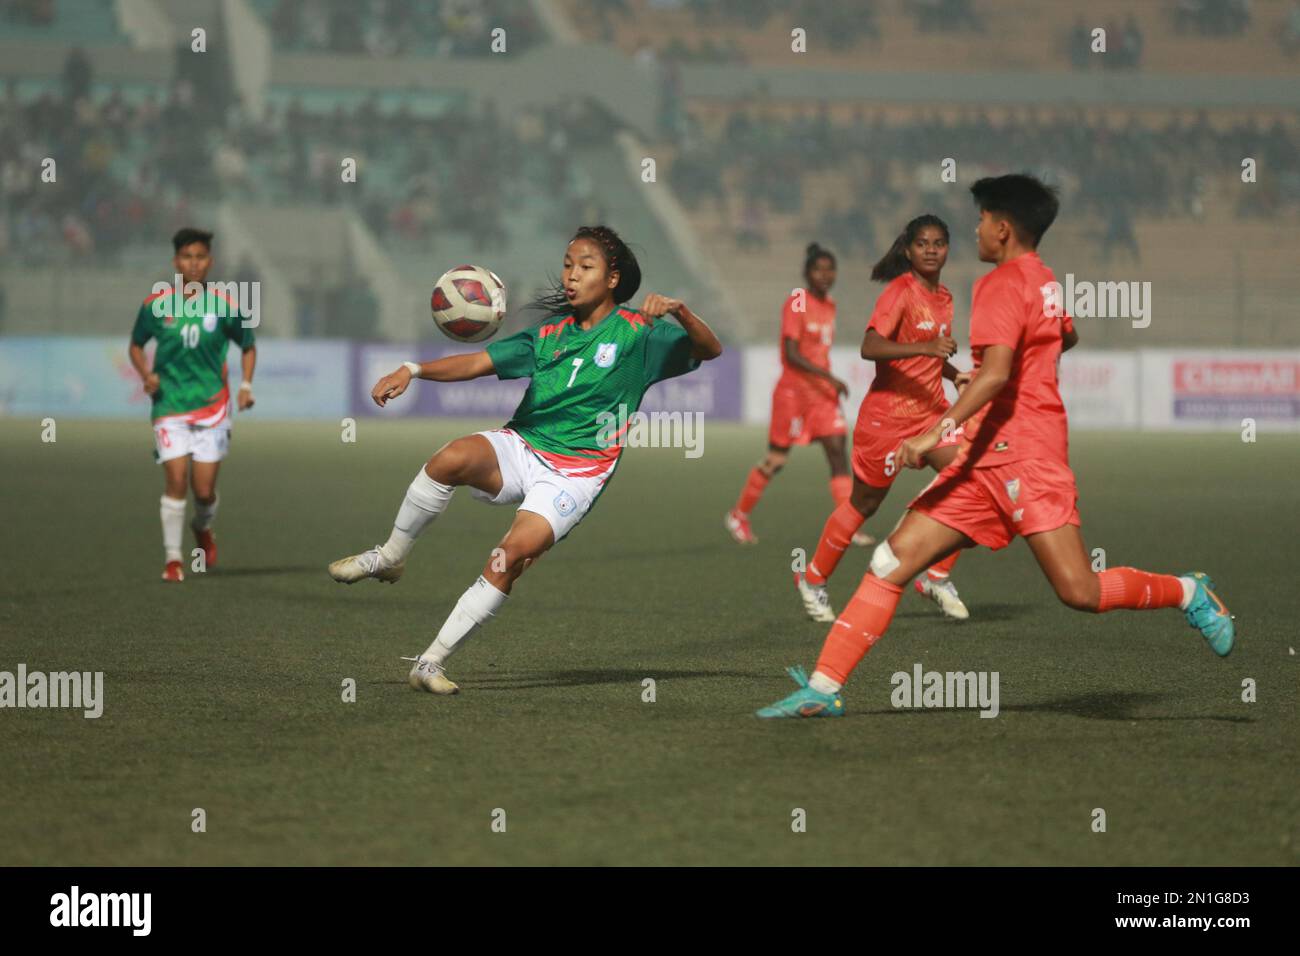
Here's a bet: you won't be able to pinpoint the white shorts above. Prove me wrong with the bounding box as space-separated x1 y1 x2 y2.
153 420 231 464
469 429 608 542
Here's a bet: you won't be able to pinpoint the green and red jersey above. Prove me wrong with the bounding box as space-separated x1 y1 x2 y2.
485 306 700 477
130 287 255 425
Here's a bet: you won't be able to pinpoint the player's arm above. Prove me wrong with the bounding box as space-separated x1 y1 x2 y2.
371 352 495 407
1062 325 1079 353
128 341 159 396
898 344 1014 468
642 294 722 361
782 336 846 395
237 345 257 409
860 328 956 362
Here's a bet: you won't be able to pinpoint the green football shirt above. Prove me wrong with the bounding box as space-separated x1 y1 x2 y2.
130 287 256 423
485 306 701 476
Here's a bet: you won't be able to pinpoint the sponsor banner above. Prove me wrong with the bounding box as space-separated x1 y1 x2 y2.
353 341 743 421
1141 351 1300 431
640 345 742 420
0 337 349 421
1058 351 1138 429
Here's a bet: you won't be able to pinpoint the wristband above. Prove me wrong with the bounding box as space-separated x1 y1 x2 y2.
238 382 253 392
402 361 421 378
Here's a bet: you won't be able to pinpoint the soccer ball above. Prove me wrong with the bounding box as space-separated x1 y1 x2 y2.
431 265 507 342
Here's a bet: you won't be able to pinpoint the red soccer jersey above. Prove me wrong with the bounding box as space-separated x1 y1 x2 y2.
861 272 953 423
964 251 1072 468
777 289 837 400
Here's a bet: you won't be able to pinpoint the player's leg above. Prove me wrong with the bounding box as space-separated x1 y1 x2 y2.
328 433 502 583
189 457 220 569
817 431 852 508
726 443 787 545
1024 523 1234 655
760 510 972 717
912 442 970 619
796 476 889 622
406 510 556 696
407 447 593 695
154 418 192 581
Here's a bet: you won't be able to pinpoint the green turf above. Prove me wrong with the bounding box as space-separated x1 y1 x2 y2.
0 419 1296 865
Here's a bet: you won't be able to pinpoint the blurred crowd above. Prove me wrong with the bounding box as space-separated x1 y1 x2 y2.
262 0 541 56
667 103 1300 261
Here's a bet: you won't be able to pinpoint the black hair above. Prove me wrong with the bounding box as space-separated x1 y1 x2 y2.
528 225 643 318
172 227 213 252
802 242 836 283
969 173 1059 247
870 214 950 282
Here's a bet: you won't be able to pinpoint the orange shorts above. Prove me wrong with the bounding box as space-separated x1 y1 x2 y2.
769 384 846 448
909 457 1081 551
852 411 964 489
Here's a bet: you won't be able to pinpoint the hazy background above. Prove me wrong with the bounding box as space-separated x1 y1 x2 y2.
1 0 1296 350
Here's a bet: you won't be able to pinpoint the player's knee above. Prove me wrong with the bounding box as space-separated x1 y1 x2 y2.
762 454 787 476
1056 575 1100 612
870 539 902 579
427 446 469 485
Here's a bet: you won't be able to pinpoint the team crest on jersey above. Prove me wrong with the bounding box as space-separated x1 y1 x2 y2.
553 490 577 516
917 320 935 331
594 343 618 368
202 312 218 333
1005 478 1021 503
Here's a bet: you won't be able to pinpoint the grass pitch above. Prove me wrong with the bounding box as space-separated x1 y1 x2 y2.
1 419 1296 865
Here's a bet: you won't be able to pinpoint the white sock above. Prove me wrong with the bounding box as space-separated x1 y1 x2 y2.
1178 576 1196 610
192 493 219 532
160 495 187 562
378 467 454 567
809 670 841 695
422 576 508 666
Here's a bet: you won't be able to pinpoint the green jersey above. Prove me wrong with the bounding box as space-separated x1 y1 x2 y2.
485 306 700 477
130 287 255 424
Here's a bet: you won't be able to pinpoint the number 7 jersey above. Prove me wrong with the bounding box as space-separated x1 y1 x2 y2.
484 307 701 478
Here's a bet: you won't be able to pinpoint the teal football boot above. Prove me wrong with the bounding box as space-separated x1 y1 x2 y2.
756 665 845 719
1183 572 1234 657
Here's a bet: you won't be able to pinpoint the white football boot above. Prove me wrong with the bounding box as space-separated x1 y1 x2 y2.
328 546 404 584
403 657 459 695
794 571 837 623
914 577 970 620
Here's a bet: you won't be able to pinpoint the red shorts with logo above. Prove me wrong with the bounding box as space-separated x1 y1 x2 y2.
769 383 846 448
909 457 1080 551
852 410 964 489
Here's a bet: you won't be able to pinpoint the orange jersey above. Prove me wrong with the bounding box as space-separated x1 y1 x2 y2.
777 289 837 401
964 251 1072 468
861 273 953 423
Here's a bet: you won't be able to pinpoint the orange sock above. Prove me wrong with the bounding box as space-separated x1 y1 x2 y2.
829 474 852 505
735 467 769 516
1096 567 1185 612
926 551 959 580
813 574 902 687
806 501 865 586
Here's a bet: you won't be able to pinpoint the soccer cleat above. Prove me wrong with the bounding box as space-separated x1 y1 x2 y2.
402 656 459 695
328 546 404 584
193 526 217 568
851 529 876 547
756 665 845 719
1182 572 1234 656
161 560 184 582
915 576 970 620
724 508 758 545
794 571 836 623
